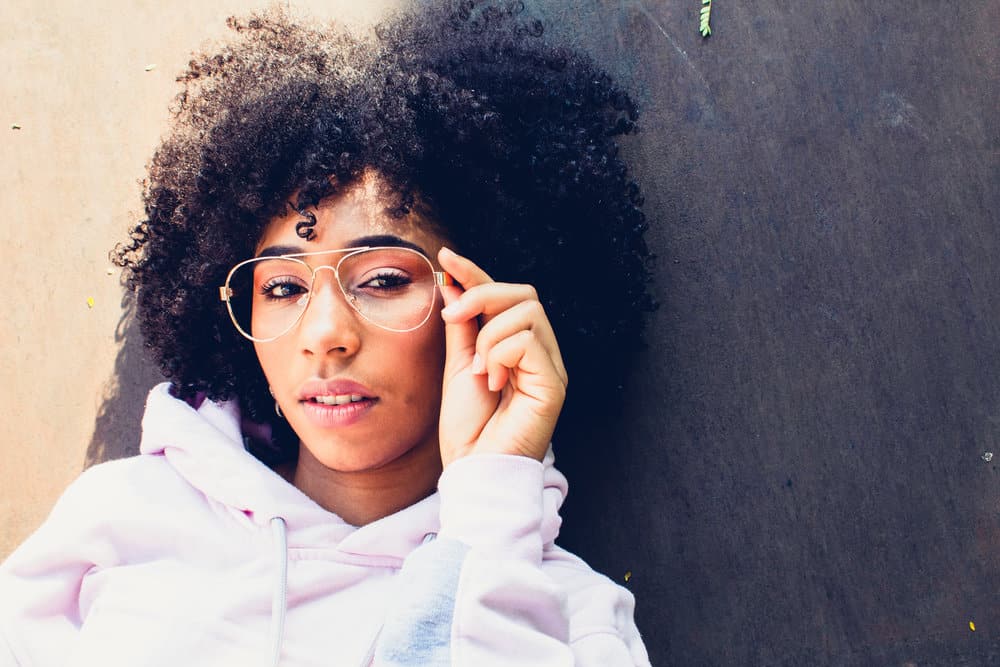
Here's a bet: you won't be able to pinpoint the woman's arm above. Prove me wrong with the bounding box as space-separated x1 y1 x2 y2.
375 249 649 666
376 453 649 666
0 467 108 666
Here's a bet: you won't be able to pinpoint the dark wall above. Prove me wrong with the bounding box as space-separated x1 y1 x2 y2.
532 1 1000 665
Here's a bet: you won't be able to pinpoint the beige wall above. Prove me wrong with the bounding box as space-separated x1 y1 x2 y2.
0 0 402 560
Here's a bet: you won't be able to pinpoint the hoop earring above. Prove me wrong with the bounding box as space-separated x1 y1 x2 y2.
268 386 283 419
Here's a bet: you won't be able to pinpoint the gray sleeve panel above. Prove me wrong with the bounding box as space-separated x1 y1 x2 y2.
374 537 470 667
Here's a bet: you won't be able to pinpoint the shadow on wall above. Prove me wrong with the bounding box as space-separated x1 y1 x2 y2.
85 288 164 468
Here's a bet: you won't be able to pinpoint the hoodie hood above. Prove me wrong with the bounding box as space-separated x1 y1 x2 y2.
138 383 568 559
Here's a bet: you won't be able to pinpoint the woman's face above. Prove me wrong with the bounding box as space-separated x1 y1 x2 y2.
253 175 448 474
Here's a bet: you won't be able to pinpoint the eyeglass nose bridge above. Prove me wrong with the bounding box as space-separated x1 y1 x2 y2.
308 263 342 287
302 263 361 312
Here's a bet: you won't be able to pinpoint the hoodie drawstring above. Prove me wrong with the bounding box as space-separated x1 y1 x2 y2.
265 516 385 667
269 517 289 667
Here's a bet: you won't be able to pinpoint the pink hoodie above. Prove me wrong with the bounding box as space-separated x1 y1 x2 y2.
0 383 650 666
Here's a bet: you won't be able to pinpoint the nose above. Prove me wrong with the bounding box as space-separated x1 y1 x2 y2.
295 267 362 357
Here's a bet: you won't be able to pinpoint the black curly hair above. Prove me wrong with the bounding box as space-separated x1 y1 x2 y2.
114 1 654 464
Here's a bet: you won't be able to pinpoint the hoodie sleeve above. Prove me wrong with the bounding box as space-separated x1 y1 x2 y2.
0 466 111 666
375 454 651 667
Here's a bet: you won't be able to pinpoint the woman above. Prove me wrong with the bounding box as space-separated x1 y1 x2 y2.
0 3 654 665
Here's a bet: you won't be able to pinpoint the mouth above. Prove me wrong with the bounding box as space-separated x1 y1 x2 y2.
299 393 378 428
296 379 378 427
298 378 377 403
308 394 371 406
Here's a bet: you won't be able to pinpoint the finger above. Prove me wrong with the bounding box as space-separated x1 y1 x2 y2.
438 247 494 290
440 282 538 324
474 300 567 385
483 329 567 403
439 282 478 381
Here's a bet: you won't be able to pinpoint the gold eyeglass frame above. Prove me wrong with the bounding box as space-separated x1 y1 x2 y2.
219 245 453 343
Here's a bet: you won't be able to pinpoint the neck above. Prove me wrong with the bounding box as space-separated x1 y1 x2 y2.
291 439 443 526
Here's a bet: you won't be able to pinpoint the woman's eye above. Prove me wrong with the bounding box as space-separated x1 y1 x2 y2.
260 280 307 300
360 271 411 291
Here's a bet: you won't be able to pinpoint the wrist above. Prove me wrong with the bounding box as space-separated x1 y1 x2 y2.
437 454 546 563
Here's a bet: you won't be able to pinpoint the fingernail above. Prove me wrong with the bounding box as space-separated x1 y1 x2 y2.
471 353 485 374
441 302 460 318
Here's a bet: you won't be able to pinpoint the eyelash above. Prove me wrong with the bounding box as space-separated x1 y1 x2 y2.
359 270 411 290
259 278 306 300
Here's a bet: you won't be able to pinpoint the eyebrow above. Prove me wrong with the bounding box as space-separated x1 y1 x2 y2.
256 235 429 259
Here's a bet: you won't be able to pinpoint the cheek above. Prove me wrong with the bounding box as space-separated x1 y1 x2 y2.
394 318 447 409
253 340 293 389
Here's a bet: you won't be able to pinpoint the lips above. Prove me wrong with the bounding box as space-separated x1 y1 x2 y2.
297 379 378 428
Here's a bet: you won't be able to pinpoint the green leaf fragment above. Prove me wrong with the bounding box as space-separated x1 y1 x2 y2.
700 0 712 37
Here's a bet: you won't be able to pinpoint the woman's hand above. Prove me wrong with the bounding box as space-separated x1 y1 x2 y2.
436 247 568 467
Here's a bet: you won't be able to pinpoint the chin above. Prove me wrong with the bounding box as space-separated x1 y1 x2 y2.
303 439 423 474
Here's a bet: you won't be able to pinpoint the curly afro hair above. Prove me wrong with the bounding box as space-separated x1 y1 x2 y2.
115 1 654 464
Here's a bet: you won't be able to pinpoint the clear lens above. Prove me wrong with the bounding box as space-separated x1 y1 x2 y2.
225 247 438 341
337 248 438 331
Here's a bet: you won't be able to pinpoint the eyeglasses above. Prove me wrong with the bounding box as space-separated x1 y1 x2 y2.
219 246 452 342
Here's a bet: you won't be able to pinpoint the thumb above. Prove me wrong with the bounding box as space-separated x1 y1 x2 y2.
439 283 478 380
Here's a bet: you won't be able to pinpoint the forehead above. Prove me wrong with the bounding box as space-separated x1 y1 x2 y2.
256 176 446 253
